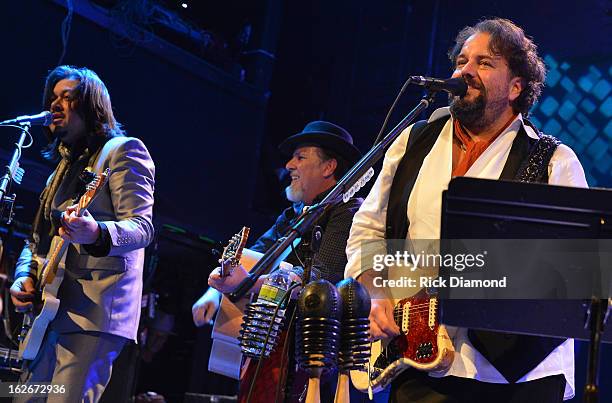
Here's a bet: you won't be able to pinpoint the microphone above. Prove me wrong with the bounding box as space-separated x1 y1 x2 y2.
296 279 342 403
334 278 371 403
409 76 467 97
0 111 53 126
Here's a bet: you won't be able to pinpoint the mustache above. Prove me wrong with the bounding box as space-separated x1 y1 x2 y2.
464 77 483 90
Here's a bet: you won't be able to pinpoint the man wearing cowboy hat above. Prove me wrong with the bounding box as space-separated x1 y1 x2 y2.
192 121 363 401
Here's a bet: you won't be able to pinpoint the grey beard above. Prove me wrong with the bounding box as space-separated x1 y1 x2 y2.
285 184 304 203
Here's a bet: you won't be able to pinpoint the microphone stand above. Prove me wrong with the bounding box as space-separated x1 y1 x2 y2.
0 123 29 223
229 92 437 302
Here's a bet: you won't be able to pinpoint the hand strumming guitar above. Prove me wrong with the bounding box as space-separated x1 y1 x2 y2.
368 298 401 341
10 276 35 312
358 268 400 341
192 288 221 327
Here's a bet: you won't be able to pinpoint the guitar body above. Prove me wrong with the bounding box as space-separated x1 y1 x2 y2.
19 236 67 360
208 292 250 380
208 247 293 380
350 289 454 393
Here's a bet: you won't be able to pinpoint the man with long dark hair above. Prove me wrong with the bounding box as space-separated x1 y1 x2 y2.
346 18 586 402
10 66 155 402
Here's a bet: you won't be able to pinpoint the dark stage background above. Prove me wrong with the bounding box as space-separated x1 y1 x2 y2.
0 0 610 402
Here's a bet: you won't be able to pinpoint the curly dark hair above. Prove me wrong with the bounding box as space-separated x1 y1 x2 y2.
448 18 546 117
41 65 124 161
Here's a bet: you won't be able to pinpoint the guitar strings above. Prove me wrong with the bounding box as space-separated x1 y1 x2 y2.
393 309 436 319
394 301 433 309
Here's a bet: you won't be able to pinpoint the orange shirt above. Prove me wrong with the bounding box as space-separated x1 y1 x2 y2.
452 114 518 177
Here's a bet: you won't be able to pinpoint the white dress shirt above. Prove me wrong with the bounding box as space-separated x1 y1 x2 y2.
345 107 588 400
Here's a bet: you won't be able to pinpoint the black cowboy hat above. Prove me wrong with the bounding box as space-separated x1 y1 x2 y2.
278 121 362 165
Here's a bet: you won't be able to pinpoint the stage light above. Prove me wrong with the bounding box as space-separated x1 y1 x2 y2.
181 2 188 8
532 54 612 187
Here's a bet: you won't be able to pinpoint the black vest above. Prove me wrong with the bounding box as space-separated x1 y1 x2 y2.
384 114 564 383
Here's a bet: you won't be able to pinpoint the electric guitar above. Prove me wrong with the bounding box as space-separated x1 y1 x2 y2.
18 168 110 360
350 288 454 394
208 227 293 380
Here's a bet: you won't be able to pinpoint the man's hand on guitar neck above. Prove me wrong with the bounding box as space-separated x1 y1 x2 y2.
10 276 35 312
59 204 100 244
208 260 291 297
208 260 251 294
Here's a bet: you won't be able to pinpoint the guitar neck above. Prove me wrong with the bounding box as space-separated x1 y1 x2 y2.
38 237 70 290
75 199 90 218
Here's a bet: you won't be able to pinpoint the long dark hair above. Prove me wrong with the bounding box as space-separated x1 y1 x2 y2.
41 65 125 161
448 18 546 117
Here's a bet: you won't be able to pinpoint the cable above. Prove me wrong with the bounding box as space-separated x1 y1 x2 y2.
372 76 414 146
57 0 74 66
0 124 33 149
108 0 157 55
2 279 18 349
274 305 297 403
290 242 305 268
289 202 328 270
246 282 301 403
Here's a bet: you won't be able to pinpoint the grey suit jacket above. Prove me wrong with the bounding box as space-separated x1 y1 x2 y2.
15 136 155 340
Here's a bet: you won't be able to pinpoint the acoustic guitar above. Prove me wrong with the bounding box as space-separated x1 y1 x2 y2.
208 227 293 379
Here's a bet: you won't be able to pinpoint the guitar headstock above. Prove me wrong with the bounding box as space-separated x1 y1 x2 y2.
76 168 111 217
220 226 250 277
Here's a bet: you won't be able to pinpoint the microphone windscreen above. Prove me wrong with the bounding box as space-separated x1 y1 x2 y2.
336 278 371 319
336 278 371 372
297 279 342 320
41 111 53 126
